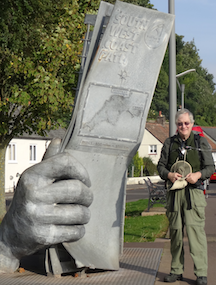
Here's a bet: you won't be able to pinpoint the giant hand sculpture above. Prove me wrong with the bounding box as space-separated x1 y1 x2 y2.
0 139 92 273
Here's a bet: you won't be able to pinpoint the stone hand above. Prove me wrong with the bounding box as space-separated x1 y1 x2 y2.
0 141 92 273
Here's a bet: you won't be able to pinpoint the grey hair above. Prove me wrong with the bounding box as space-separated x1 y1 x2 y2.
175 108 194 125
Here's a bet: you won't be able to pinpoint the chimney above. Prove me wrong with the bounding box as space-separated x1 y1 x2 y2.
157 111 166 125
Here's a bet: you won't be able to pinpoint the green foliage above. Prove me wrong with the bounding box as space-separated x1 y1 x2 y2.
150 66 169 118
150 31 216 125
195 115 210 127
124 215 168 242
126 199 149 216
106 0 153 8
126 199 165 216
128 153 158 178
0 0 102 142
124 199 169 242
0 0 101 218
128 152 144 177
143 157 158 176
147 109 157 120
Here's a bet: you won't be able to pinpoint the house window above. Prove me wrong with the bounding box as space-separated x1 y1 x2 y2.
149 145 157 155
30 145 37 162
8 143 17 162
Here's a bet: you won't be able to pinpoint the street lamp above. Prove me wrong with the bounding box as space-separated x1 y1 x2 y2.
169 0 176 136
176 69 196 109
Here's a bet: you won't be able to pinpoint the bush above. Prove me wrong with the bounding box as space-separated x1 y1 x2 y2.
143 157 158 176
128 152 144 177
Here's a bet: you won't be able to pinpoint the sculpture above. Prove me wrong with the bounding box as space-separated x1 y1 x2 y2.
0 1 174 275
0 138 93 273
59 0 174 273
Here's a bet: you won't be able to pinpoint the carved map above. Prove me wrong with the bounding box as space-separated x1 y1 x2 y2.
79 83 148 142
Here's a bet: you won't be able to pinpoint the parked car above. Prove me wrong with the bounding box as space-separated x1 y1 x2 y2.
210 171 216 182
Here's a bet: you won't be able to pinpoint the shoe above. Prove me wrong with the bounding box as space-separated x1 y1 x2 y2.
196 276 207 285
164 273 183 282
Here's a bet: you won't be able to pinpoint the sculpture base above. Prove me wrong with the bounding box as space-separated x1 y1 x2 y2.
0 248 163 285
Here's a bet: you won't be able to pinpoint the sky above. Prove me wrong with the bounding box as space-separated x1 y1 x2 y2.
150 0 216 84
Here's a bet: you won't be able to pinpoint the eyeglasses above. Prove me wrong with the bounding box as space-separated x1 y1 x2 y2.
177 122 191 127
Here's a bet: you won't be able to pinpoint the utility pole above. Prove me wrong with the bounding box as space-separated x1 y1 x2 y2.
169 0 177 136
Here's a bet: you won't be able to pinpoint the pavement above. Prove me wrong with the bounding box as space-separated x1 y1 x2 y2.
3 185 216 285
125 186 216 285
154 188 216 285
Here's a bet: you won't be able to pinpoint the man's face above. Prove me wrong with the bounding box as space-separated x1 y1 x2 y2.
177 113 193 140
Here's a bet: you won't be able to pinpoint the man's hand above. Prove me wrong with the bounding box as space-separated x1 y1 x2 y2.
186 172 202 184
168 172 182 183
0 139 93 273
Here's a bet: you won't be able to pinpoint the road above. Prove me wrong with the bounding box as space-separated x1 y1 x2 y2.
5 181 216 210
126 181 166 202
5 185 148 210
126 184 148 202
126 181 216 200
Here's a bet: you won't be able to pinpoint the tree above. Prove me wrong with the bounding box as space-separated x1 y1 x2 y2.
0 0 101 220
143 157 158 176
150 34 216 123
150 65 169 118
106 0 153 8
177 38 216 124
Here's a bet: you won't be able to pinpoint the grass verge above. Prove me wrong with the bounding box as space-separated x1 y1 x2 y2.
124 199 169 243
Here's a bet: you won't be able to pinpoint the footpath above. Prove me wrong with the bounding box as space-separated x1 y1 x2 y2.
124 184 216 285
3 185 216 285
125 184 216 285
157 187 216 285
159 187 216 285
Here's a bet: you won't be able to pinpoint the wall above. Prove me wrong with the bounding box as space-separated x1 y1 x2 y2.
5 138 51 192
138 129 163 164
127 175 163 185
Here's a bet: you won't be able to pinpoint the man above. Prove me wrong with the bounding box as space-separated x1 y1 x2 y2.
157 109 214 285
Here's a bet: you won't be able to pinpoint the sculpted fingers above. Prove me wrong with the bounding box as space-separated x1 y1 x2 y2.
42 138 62 160
42 152 91 187
2 145 93 260
33 225 86 245
31 180 93 207
26 203 91 225
21 152 91 188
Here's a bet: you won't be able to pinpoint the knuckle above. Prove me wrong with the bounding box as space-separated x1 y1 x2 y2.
79 207 91 225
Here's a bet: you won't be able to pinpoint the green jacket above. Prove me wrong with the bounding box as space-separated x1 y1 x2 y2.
157 132 215 182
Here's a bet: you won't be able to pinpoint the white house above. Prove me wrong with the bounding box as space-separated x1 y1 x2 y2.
5 121 216 192
138 119 169 165
5 129 65 192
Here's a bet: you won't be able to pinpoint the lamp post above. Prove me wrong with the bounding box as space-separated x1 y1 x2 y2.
169 0 176 137
176 69 196 109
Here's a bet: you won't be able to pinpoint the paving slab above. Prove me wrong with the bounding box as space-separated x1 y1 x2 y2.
0 248 162 285
155 193 216 285
141 207 166 216
3 186 216 285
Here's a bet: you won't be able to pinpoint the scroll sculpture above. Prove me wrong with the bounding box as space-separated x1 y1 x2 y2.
0 0 174 275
